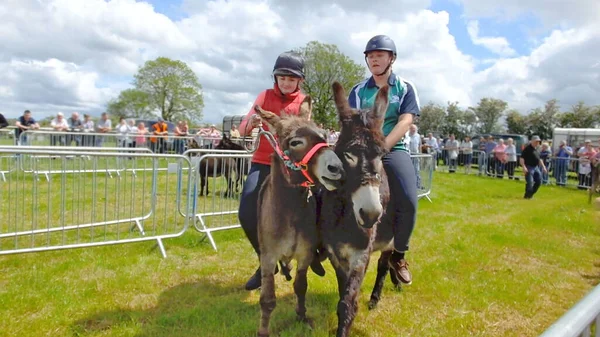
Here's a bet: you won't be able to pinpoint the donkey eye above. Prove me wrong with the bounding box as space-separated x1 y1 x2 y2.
344 152 358 167
290 140 304 147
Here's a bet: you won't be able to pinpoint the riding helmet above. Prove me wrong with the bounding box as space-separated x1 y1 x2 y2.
364 35 397 56
272 51 305 79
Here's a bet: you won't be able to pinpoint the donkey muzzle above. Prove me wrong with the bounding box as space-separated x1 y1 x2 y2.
351 185 383 228
316 150 344 191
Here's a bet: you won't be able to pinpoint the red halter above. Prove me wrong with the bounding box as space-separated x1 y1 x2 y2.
274 142 330 188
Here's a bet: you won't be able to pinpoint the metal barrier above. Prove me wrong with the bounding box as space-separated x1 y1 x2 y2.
412 153 434 202
183 149 252 251
18 130 255 154
539 283 600 337
0 148 193 257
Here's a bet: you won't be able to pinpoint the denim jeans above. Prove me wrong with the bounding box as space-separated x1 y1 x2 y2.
525 165 542 197
238 163 271 255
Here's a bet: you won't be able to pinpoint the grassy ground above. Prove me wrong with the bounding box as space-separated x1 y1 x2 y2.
0 172 599 337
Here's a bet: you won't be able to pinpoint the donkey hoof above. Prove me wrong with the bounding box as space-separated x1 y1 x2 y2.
257 331 269 337
368 300 378 310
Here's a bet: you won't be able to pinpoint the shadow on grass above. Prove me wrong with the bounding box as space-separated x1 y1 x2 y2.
71 278 373 337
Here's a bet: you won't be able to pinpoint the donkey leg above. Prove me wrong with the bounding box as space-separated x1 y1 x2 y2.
199 176 206 196
258 258 278 337
368 251 392 310
336 266 367 337
294 266 314 328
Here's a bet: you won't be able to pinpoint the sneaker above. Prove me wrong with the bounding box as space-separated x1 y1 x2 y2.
388 258 412 285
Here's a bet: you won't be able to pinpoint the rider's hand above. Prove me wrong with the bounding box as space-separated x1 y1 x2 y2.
251 114 262 128
522 167 528 175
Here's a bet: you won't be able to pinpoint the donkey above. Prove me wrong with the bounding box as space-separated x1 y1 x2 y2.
254 97 344 337
318 82 400 337
188 134 248 197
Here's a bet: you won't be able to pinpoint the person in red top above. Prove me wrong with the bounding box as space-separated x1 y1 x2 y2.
238 51 318 290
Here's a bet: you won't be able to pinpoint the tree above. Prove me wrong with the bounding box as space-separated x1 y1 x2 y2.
505 109 527 135
106 89 152 120
557 101 599 128
133 57 204 122
416 102 445 135
525 99 559 140
469 98 507 134
440 102 477 139
296 41 365 128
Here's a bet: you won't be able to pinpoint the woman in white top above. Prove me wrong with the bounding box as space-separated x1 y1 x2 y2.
116 117 131 148
460 136 473 174
505 138 518 180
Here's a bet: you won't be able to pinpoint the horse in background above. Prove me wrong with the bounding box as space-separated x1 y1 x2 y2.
187 133 249 198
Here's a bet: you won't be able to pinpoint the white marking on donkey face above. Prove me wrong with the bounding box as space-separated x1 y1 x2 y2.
351 185 383 227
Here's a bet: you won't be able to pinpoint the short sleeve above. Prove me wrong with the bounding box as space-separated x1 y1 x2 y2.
399 82 420 116
348 84 360 109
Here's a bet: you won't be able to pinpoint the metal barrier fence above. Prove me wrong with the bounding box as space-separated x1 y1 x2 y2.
183 149 252 251
18 130 254 154
0 148 194 257
539 283 600 337
412 153 434 202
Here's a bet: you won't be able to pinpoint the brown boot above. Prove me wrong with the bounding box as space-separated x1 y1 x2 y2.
388 258 412 285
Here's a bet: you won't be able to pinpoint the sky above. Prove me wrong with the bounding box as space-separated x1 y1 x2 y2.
0 0 598 124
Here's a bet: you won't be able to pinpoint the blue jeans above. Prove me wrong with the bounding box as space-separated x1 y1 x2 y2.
383 150 418 252
525 166 542 197
238 163 271 255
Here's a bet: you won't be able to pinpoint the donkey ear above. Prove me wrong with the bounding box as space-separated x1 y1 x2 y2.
332 81 352 121
254 105 281 129
298 95 312 120
372 85 389 121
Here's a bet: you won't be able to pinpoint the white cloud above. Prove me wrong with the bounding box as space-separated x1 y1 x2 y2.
0 0 598 125
467 20 516 56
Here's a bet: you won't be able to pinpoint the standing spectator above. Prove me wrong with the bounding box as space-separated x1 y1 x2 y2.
230 124 241 138
553 140 573 186
520 136 547 199
15 110 40 145
95 112 112 147
67 112 83 146
493 139 507 178
424 133 438 169
505 138 518 180
126 119 138 148
461 136 473 174
0 113 8 129
446 134 459 173
116 117 131 148
477 137 487 176
151 117 169 153
485 136 497 176
539 142 552 184
174 121 188 154
50 112 69 146
577 140 597 189
408 124 421 187
207 125 222 148
136 122 149 148
82 114 95 147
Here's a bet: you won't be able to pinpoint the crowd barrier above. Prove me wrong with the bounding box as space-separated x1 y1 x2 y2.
0 148 194 257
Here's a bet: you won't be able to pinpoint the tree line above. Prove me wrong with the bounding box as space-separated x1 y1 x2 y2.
106 42 600 135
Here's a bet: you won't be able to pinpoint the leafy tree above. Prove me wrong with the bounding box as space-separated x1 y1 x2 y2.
441 101 477 139
505 109 527 135
133 57 204 122
416 102 445 135
106 89 152 120
296 41 365 129
557 101 599 128
469 98 507 134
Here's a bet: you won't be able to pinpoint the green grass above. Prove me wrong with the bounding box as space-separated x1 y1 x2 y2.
0 173 599 337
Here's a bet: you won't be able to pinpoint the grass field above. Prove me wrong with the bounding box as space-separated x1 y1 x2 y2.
0 172 599 337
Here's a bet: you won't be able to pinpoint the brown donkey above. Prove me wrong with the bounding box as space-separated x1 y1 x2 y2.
318 82 401 337
254 97 344 337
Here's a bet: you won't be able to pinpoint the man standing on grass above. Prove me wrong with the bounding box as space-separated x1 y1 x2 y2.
520 135 547 199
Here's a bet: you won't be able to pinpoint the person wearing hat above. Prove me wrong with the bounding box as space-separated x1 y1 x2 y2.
520 135 547 199
347 35 421 285
237 50 325 290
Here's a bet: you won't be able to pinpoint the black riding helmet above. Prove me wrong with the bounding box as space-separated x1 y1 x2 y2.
273 51 305 79
364 35 396 76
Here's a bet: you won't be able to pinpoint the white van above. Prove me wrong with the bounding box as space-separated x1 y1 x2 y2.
552 128 600 149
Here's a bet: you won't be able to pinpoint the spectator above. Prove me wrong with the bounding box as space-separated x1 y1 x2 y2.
136 122 149 148
15 110 40 145
424 133 438 169
82 114 95 147
446 134 459 173
485 136 497 176
67 112 83 146
50 112 69 146
553 140 572 186
127 119 138 148
230 124 241 138
539 142 552 184
174 121 188 154
505 138 518 180
461 136 473 174
95 112 112 147
408 124 421 187
493 139 507 179
577 140 597 189
520 135 547 199
151 117 169 153
0 113 7 129
477 137 487 176
116 117 131 148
